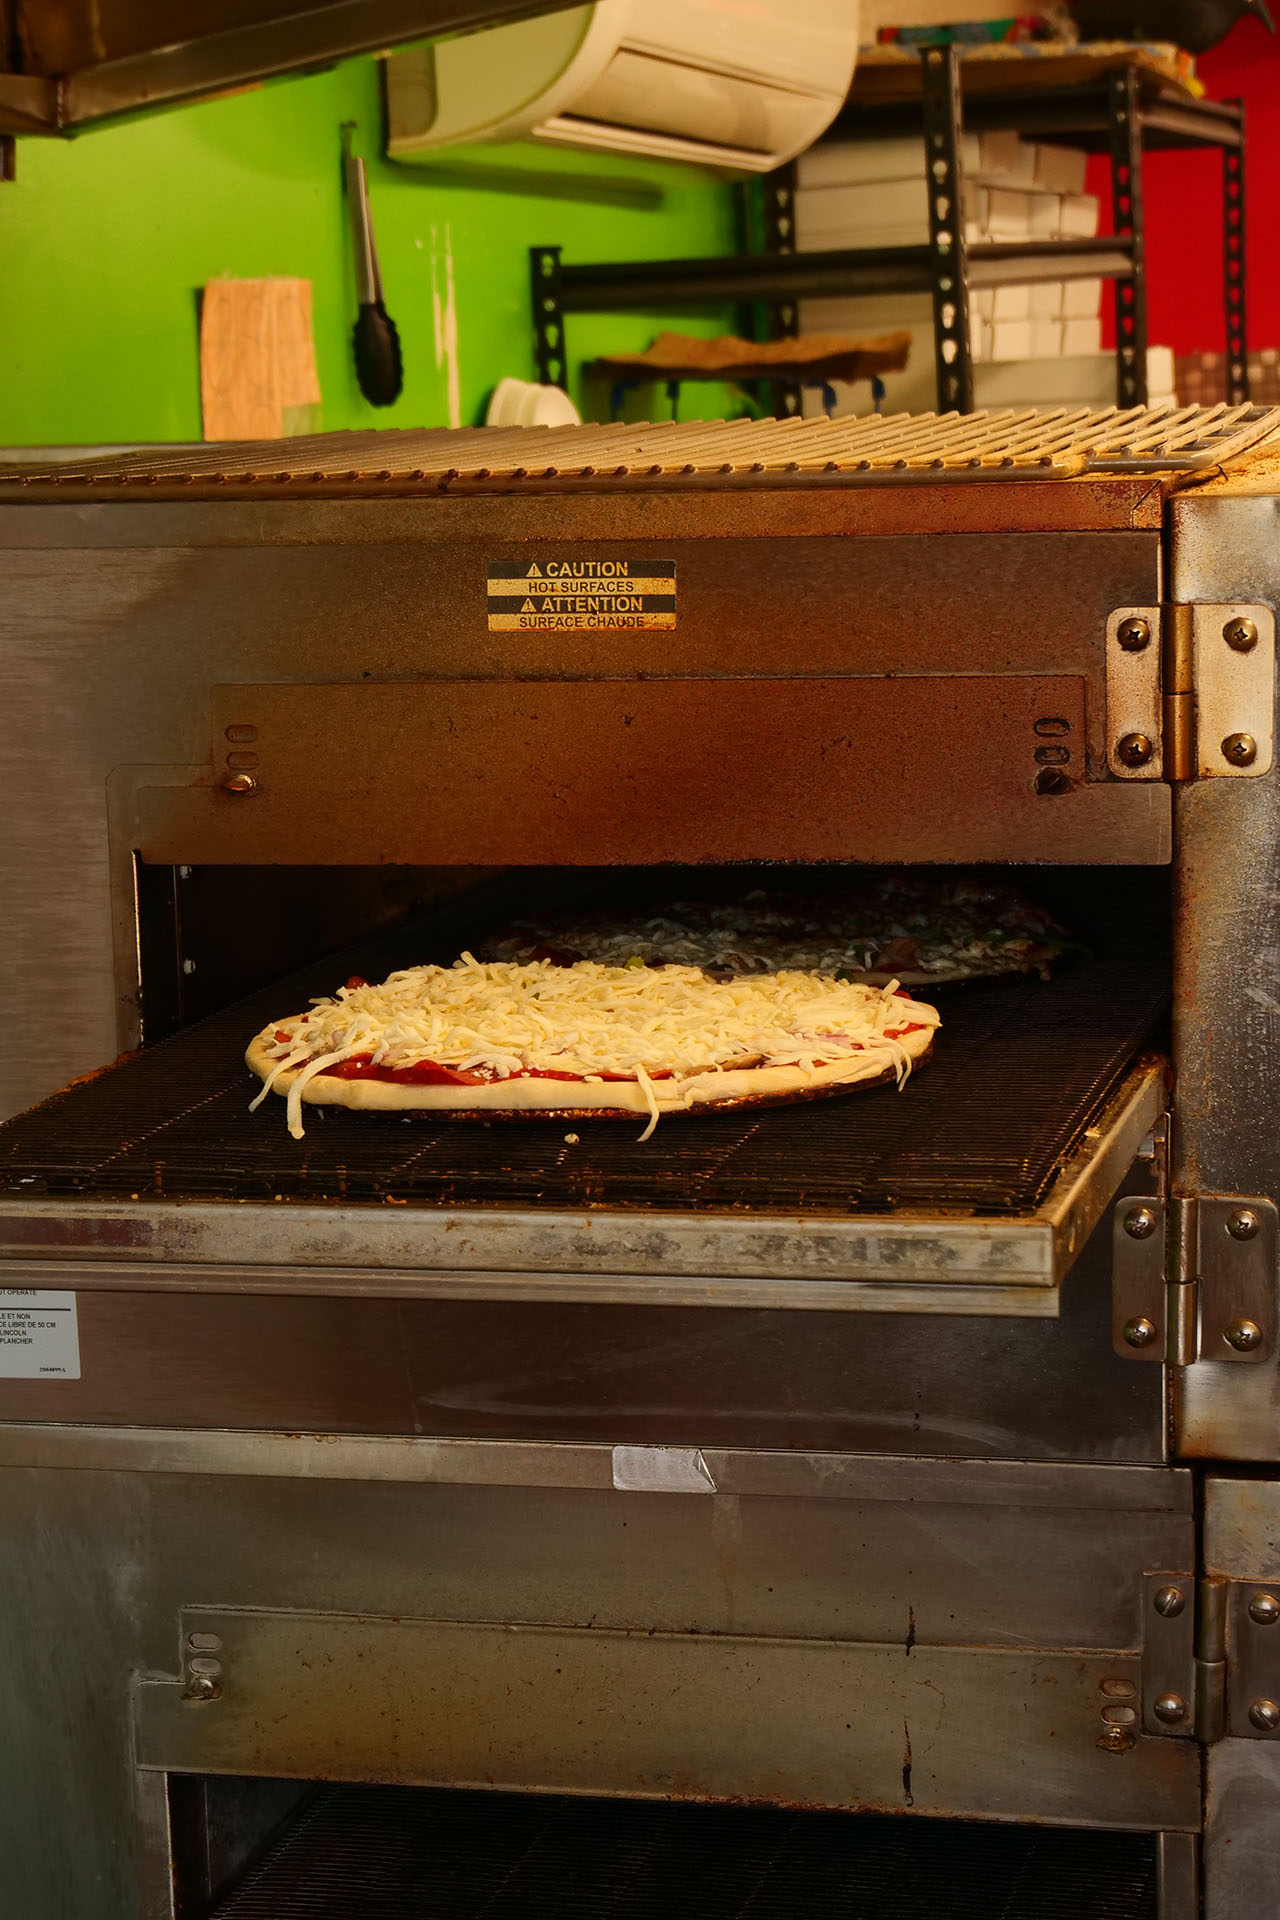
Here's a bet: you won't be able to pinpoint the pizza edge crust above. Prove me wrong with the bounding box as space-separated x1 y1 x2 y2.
245 1026 935 1119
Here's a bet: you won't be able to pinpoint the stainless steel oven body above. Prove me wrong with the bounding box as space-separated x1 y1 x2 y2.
2 415 1280 1917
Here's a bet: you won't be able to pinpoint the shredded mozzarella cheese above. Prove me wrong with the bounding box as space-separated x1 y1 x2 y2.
250 957 941 1138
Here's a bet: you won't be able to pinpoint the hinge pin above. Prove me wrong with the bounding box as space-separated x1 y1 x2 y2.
1248 1592 1280 1626
1224 616 1259 652
1249 1699 1280 1732
1154 1585 1187 1618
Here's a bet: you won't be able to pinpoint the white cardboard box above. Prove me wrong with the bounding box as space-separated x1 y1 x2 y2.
1033 143 1088 196
1062 276 1103 318
796 130 1030 191
1062 317 1104 355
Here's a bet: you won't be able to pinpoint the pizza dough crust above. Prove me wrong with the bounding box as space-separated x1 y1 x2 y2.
245 1025 935 1122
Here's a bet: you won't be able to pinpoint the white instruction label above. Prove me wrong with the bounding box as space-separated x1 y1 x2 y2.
0 1290 80 1379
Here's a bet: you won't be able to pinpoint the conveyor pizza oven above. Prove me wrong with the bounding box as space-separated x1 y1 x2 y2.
4 410 1280 1920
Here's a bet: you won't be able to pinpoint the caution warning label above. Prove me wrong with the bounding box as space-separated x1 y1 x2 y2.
487 557 676 631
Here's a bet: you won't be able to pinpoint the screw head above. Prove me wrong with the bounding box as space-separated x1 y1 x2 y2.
1153 1692 1188 1724
1249 1592 1280 1626
1223 732 1258 767
1228 1209 1260 1240
1097 1725 1136 1753
1125 1205 1158 1240
1117 616 1152 651
1154 1585 1186 1618
1250 1699 1280 1732
1124 1316 1158 1349
1117 732 1155 768
1225 1318 1264 1353
220 771 257 794
1225 616 1259 652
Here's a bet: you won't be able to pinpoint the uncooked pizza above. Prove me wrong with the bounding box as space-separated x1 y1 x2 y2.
247 955 940 1139
482 876 1071 987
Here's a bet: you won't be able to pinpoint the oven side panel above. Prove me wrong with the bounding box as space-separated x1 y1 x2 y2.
1171 491 1280 1462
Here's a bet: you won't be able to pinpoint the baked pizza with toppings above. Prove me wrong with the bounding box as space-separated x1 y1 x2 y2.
482 876 1072 987
247 955 940 1140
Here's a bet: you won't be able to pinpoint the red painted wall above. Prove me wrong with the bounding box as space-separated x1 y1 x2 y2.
1090 16 1280 352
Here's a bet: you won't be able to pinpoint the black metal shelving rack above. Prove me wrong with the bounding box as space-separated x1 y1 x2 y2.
531 47 1248 416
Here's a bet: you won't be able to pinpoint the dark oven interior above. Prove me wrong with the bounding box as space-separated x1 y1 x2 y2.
170 1773 1162 1920
3 860 1171 1217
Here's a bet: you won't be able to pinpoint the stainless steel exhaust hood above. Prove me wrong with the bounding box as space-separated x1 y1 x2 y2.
0 0 575 133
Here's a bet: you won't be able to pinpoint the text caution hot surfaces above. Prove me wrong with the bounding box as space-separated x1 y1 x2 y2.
487 558 676 631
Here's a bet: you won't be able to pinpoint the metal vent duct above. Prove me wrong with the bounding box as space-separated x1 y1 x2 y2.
0 0 577 133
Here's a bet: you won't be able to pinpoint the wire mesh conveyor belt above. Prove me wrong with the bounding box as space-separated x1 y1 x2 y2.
209 1784 1158 1920
2 403 1278 494
0 910 1167 1215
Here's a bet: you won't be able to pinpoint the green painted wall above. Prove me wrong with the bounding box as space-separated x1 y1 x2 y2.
0 55 740 445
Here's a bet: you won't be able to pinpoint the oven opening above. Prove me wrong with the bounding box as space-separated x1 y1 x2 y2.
106 858 1172 1218
169 1773 1161 1919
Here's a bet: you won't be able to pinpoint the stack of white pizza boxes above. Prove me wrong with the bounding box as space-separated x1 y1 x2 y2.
795 132 1175 412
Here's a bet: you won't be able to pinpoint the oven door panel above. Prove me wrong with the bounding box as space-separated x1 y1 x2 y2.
129 672 1173 867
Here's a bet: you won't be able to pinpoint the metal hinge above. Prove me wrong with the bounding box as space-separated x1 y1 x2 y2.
1112 1137 1277 1365
1107 603 1274 782
1143 1573 1280 1744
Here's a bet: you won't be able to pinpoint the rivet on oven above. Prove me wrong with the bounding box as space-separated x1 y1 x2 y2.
225 724 259 743
1117 733 1155 768
1225 1318 1263 1353
1100 1678 1138 1698
1101 1704 1137 1726
1033 717 1071 738
1153 1586 1185 1619
1124 1205 1157 1240
1034 745 1070 766
1153 1693 1188 1725
1228 1209 1260 1240
1116 617 1151 651
1123 1316 1158 1349
1224 616 1259 652
1248 1593 1280 1626
1223 732 1258 767
1097 1726 1135 1753
220 771 257 795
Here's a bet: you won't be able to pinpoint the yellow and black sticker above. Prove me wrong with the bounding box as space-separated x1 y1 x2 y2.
487 558 676 631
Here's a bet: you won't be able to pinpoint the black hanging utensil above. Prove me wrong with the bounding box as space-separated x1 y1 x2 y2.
344 148 403 407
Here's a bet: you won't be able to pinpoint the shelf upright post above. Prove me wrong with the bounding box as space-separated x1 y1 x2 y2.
761 161 803 418
1107 67 1149 409
1223 102 1249 406
530 246 568 392
921 44 974 414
